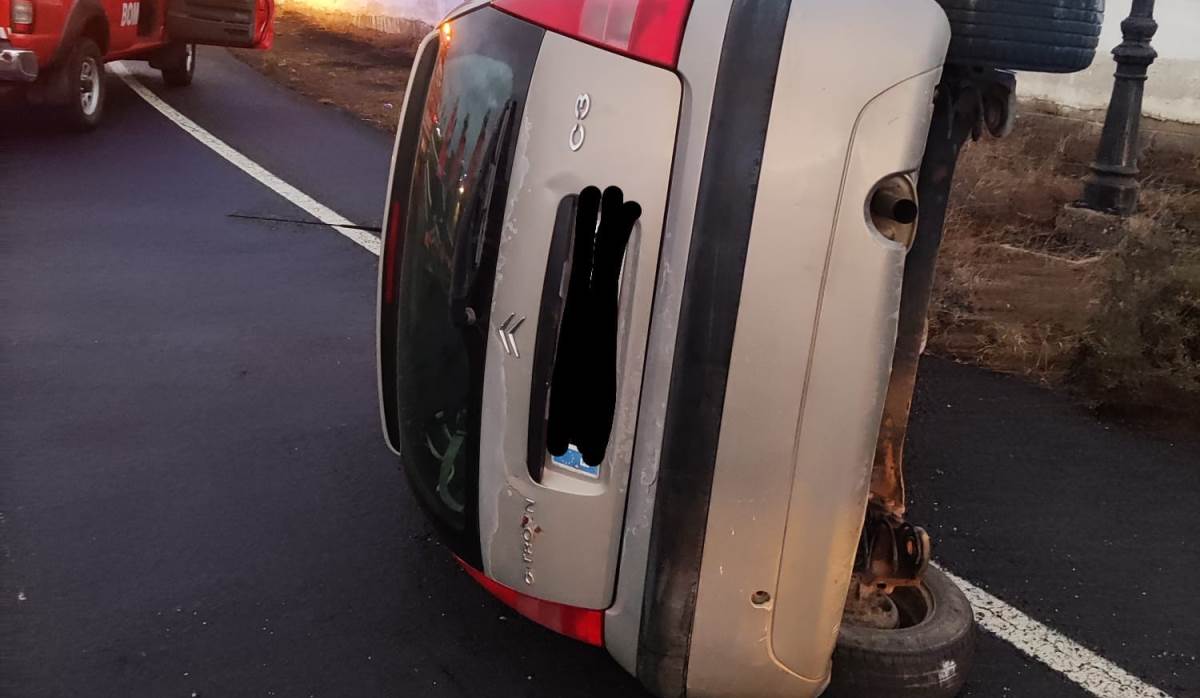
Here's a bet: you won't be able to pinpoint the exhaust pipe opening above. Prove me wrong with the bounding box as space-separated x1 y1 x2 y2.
868 175 920 247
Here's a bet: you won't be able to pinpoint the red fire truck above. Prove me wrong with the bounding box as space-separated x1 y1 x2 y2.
0 0 273 128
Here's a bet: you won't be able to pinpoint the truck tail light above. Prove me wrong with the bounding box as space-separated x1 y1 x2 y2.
492 0 693 69
12 0 34 32
455 557 605 646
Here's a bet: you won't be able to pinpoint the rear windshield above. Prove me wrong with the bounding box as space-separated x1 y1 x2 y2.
389 9 540 553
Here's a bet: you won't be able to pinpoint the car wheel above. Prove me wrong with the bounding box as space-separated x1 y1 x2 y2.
935 0 1105 73
826 567 976 698
61 38 105 131
161 43 196 88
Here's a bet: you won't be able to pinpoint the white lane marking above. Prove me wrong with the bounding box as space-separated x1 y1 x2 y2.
939 566 1174 698
113 57 1178 698
110 62 381 257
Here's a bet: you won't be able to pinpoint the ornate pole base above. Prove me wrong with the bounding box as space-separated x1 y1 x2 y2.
1081 0 1157 216
1083 166 1142 215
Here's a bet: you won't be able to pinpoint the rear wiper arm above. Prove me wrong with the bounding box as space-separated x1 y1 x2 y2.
449 100 518 325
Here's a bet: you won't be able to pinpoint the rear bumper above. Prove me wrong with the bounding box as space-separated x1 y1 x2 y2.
635 0 952 695
0 47 38 82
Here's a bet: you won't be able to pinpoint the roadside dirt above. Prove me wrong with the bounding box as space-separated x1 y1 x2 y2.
238 12 1200 425
232 6 426 130
934 107 1200 424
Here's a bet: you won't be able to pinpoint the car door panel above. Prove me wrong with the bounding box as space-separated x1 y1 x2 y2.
164 0 272 48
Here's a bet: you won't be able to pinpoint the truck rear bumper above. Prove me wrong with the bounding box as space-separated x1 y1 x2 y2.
0 48 38 82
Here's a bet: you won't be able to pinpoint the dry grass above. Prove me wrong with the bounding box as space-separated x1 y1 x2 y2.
932 106 1200 423
930 118 1100 382
1070 197 1200 422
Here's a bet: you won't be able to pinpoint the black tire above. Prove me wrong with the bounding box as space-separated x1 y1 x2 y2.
935 0 1104 73
60 38 105 131
161 43 196 88
827 567 976 698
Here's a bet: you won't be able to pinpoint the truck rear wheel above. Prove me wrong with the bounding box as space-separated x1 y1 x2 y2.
827 567 976 698
160 43 196 88
936 0 1105 73
60 38 105 131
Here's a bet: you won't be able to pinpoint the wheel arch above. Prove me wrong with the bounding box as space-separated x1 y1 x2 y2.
53 0 110 64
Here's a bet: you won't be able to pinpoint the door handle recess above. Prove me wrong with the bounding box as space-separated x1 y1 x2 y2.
529 186 641 481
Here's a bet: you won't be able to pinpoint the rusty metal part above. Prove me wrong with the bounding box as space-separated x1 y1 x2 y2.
842 583 900 630
869 67 1015 518
854 512 931 590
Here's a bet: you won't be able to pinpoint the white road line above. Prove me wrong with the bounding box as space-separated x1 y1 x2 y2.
110 62 382 257
938 566 1174 698
115 57 1178 698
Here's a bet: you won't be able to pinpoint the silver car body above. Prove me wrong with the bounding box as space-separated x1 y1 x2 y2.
380 0 950 694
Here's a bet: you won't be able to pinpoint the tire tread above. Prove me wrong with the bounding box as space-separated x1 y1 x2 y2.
60 38 104 131
934 0 1105 73
826 568 976 698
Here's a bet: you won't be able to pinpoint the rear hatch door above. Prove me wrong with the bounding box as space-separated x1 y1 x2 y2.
379 6 681 610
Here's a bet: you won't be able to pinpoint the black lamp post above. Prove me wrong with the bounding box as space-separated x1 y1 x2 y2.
1081 0 1158 215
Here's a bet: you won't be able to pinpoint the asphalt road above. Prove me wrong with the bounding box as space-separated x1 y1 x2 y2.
2 48 1197 698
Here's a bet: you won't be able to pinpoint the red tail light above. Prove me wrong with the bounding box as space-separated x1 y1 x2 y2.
382 201 402 305
455 557 605 646
492 0 694 69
